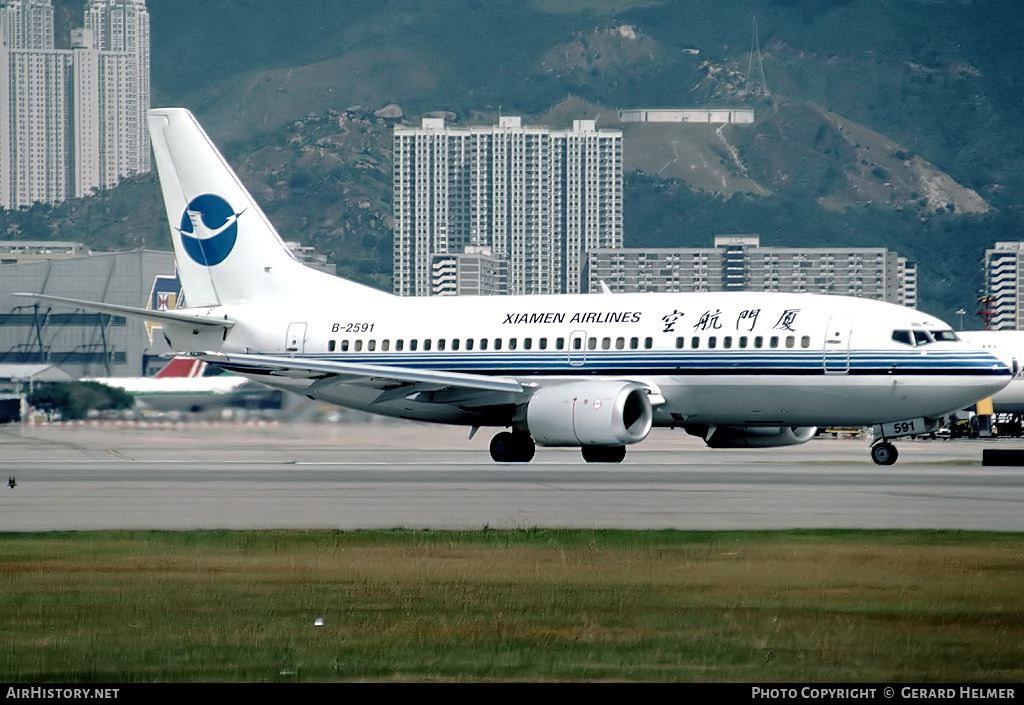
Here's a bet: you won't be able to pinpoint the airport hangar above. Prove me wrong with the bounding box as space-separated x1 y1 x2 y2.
0 245 178 381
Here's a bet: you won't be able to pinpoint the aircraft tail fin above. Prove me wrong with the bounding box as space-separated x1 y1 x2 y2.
147 108 388 307
155 357 208 379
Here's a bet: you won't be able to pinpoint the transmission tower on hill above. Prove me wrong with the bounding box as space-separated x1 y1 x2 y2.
746 16 769 97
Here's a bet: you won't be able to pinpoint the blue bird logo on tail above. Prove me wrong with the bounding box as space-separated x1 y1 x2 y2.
178 194 244 266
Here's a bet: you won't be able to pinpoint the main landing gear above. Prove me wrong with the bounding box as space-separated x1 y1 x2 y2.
488 431 627 463
489 431 535 463
870 441 898 466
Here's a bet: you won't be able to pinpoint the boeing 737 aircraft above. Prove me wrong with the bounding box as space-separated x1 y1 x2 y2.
15 109 1013 464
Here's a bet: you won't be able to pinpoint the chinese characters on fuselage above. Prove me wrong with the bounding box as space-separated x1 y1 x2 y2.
501 307 801 335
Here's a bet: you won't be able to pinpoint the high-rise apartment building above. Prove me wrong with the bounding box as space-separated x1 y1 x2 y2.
0 0 53 50
393 116 622 296
84 0 150 179
984 242 1024 330
588 236 915 306
0 0 149 209
430 246 508 296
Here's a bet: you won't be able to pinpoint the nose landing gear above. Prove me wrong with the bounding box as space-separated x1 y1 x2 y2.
870 441 898 466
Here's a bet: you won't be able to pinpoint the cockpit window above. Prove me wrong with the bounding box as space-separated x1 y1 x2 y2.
893 329 956 346
892 330 914 346
913 330 934 346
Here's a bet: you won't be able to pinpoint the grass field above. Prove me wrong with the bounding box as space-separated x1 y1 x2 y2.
2 529 1022 682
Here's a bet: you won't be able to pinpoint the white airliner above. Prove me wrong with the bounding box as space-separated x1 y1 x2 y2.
14 108 1012 465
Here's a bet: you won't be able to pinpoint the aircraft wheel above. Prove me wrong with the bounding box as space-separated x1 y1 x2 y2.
514 433 536 462
581 445 626 463
490 432 535 463
870 442 898 466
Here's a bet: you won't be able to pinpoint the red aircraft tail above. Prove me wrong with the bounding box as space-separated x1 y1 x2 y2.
155 357 208 379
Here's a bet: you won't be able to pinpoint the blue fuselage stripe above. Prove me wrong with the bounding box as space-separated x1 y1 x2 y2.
221 349 1009 378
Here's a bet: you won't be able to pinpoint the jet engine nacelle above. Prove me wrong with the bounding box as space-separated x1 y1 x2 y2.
699 425 818 449
524 381 654 447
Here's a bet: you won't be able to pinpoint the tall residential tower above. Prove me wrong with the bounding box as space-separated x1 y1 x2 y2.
393 116 623 296
0 0 149 209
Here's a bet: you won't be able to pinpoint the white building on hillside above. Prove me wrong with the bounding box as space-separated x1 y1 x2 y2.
588 235 915 306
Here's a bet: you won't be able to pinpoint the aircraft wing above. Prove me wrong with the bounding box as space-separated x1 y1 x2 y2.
11 293 234 331
192 351 525 395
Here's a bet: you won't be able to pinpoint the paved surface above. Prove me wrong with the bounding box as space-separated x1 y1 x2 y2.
2 422 1023 532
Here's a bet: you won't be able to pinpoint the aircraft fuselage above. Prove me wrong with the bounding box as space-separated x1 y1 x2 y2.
161 290 1009 431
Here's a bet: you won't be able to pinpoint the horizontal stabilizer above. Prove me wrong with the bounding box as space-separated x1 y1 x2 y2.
11 293 234 331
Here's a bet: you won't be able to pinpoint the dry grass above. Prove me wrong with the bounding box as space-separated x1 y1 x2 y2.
2 530 1022 682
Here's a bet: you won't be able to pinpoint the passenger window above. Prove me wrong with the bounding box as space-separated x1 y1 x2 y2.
588 337 597 350
479 338 488 351
368 340 376 352
524 338 532 350
615 337 625 350
723 336 732 349
466 338 474 351
630 337 639 350
644 337 653 349
354 340 363 352
509 338 517 350
381 340 390 352
409 339 418 351
691 336 699 349
785 336 795 349
800 336 810 348
572 338 582 351
436 339 445 351
539 338 548 350
396 339 404 351
675 337 685 349
708 336 717 349
423 339 432 351
328 340 336 352
739 336 748 349
769 336 779 349
601 337 611 350
754 336 763 349
556 337 565 350
494 339 502 350
341 340 350 352
451 339 459 351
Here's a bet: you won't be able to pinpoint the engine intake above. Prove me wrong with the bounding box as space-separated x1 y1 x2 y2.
525 381 654 447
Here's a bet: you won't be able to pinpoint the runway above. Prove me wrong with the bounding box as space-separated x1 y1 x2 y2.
2 421 1024 532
